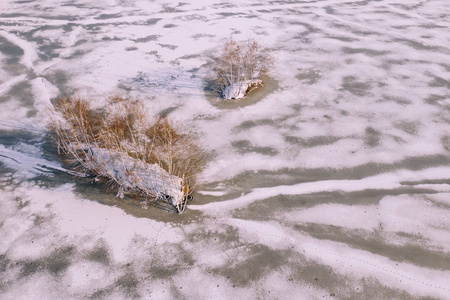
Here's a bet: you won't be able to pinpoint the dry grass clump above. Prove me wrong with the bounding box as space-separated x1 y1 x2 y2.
212 38 273 100
49 95 203 213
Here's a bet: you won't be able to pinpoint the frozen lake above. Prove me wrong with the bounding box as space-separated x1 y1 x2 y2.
1 0 450 299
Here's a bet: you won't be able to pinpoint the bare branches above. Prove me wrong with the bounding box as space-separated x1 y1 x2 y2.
49 95 204 213
212 38 274 100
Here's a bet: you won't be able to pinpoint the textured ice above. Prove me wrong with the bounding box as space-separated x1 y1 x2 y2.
1 0 449 299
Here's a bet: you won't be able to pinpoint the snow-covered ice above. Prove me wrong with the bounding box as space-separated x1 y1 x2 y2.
1 0 449 299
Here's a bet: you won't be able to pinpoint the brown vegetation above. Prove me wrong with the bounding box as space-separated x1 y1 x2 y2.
212 38 274 100
49 95 203 213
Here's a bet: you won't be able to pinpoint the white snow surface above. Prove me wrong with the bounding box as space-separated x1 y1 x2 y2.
0 0 450 299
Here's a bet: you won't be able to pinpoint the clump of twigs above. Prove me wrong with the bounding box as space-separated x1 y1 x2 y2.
212 38 273 100
49 95 203 213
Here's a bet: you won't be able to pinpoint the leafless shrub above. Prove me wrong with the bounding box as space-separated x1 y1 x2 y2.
49 95 203 213
212 38 273 100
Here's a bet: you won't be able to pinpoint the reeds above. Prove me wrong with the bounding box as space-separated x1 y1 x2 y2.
212 38 273 100
49 95 203 213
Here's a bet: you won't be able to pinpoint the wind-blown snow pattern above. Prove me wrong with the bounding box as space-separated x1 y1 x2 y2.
0 0 449 299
